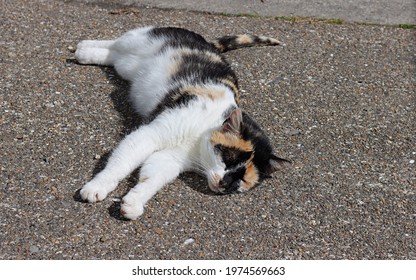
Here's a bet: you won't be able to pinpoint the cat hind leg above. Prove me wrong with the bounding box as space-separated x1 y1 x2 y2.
75 40 115 65
77 39 114 49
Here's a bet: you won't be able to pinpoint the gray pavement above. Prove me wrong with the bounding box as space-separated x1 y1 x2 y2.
130 0 416 25
1 0 415 260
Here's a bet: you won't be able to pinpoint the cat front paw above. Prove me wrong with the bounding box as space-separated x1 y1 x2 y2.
80 180 110 203
120 194 144 220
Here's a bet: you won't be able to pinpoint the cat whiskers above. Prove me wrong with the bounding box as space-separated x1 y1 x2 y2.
187 154 210 175
187 154 223 193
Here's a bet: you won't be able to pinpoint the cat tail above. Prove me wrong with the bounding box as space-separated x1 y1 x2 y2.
212 34 282 53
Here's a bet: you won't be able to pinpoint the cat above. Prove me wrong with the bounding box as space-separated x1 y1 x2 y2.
75 26 291 220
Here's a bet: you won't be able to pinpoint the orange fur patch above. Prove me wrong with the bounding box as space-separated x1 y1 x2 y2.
210 131 253 152
169 48 222 79
236 35 253 44
167 58 181 78
182 85 225 101
213 41 225 52
203 50 223 63
241 161 259 191
178 48 222 63
220 78 240 103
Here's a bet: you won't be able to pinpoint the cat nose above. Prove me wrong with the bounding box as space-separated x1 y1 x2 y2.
221 174 233 185
219 174 240 194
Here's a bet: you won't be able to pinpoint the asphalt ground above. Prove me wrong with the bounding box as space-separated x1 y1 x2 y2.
1 0 415 259
128 0 416 25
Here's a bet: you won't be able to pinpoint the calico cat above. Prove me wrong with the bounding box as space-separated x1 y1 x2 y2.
75 26 291 220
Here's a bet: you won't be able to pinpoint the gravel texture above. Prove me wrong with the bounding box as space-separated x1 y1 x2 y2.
1 0 415 260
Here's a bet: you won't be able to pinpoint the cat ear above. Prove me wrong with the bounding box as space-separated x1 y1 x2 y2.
267 155 292 175
222 108 243 135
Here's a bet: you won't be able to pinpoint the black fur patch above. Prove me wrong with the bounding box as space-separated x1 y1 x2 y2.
150 27 239 97
215 144 252 169
149 27 218 53
240 112 276 179
220 167 246 194
149 87 197 120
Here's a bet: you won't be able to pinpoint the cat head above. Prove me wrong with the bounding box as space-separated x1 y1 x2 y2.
204 108 291 194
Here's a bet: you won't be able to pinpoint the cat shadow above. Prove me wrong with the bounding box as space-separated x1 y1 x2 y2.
101 66 144 136
89 66 144 176
71 62 141 206
68 58 143 138
179 172 220 196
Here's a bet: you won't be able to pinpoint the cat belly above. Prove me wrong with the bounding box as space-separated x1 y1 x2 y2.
127 51 177 117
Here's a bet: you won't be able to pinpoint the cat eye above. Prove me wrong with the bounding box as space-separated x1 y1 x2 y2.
214 144 252 168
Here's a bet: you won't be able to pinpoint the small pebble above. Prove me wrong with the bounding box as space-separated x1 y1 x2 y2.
30 245 39 254
284 128 301 136
183 238 195 245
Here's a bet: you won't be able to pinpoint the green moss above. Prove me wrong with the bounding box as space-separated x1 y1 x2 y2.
325 18 344 24
274 16 344 24
356 22 381 27
218 12 259 18
398 24 416 29
274 16 300 22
